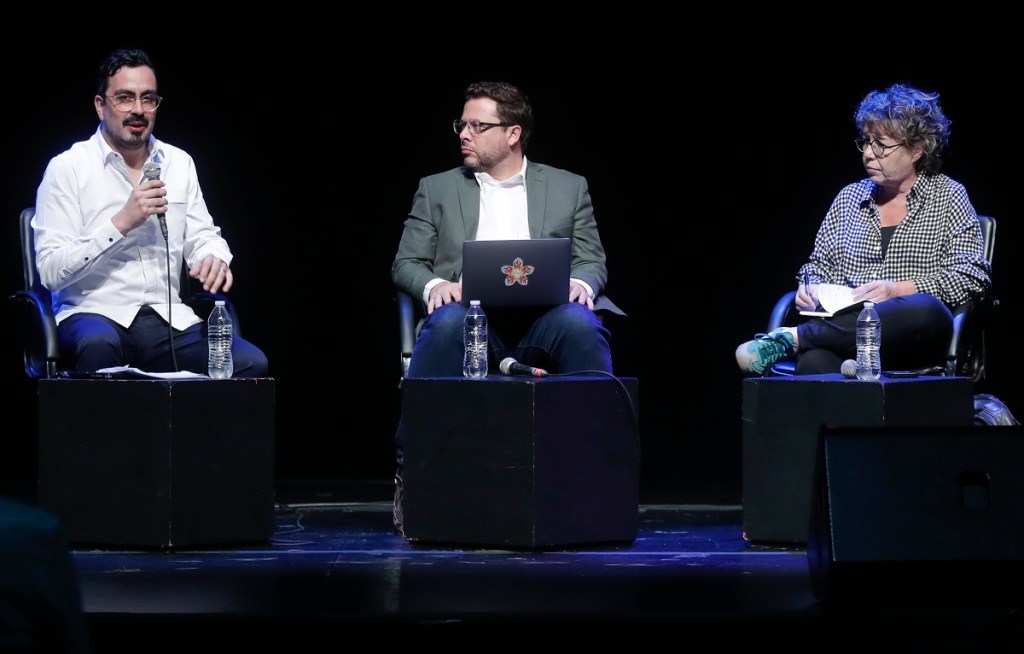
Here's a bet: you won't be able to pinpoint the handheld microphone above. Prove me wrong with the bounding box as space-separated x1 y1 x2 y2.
141 161 178 370
142 162 168 241
840 359 857 379
499 357 549 378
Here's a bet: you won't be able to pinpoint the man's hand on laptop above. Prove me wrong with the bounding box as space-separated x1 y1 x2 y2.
427 281 463 314
569 281 595 311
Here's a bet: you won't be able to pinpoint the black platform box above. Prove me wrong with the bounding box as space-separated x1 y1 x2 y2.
741 374 974 545
401 375 640 548
37 377 276 548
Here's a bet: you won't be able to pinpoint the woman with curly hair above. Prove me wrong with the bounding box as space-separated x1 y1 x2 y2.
736 83 992 375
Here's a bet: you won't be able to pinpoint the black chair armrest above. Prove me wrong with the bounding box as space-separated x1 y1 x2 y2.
397 291 417 382
945 300 973 376
9 289 60 379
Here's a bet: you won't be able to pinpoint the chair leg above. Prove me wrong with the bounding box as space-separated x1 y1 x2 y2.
392 474 405 537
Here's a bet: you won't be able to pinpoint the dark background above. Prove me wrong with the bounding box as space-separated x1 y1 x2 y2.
2 14 1019 502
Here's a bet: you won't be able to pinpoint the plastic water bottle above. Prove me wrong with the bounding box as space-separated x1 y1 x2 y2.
855 301 881 381
207 300 234 379
463 300 488 378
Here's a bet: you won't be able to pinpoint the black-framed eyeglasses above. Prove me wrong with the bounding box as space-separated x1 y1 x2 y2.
453 119 512 135
854 137 905 157
106 92 163 113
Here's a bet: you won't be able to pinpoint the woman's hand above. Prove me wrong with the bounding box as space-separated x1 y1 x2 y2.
853 279 910 303
795 283 819 312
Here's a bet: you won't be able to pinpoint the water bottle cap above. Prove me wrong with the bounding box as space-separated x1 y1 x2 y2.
864 301 873 308
215 300 225 306
470 300 481 306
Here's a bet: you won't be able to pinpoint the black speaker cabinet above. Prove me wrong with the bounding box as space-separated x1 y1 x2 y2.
808 425 1024 607
401 375 640 548
742 374 974 544
38 378 276 549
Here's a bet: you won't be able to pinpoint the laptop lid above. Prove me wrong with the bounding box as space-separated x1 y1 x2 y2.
461 238 571 308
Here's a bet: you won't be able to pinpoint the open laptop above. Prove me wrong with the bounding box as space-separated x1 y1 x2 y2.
461 238 571 308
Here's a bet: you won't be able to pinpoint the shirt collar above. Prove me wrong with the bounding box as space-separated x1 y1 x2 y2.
905 172 934 204
474 156 528 189
96 125 165 168
861 171 936 208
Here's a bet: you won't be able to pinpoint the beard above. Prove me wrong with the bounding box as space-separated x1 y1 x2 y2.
463 148 502 173
102 115 150 151
462 153 482 172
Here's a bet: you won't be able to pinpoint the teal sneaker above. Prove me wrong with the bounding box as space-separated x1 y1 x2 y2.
735 328 798 375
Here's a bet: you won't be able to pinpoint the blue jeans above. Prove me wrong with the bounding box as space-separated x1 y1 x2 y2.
407 301 613 378
58 306 269 376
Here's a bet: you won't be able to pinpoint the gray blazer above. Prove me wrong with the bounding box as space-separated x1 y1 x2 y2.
392 161 624 315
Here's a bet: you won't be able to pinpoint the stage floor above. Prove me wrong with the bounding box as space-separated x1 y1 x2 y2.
57 482 1024 652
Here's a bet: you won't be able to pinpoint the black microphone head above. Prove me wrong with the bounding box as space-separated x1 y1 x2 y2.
840 359 857 379
142 162 161 181
499 357 517 375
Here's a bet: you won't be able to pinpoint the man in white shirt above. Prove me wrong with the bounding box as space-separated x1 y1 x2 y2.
32 48 268 377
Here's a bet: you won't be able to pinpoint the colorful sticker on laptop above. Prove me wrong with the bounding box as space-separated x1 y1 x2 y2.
501 257 535 286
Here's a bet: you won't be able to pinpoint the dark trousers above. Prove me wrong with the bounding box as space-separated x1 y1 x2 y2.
794 293 953 374
57 306 269 376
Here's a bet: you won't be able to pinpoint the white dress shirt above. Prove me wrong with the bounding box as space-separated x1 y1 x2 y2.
473 157 530 241
424 158 532 301
33 127 233 330
422 156 593 302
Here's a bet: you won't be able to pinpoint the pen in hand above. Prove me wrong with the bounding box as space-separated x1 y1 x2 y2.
803 271 819 310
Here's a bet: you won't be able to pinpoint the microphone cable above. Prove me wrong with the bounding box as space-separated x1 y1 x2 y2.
162 230 179 372
144 161 179 372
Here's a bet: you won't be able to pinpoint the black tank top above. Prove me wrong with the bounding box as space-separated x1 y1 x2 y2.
880 225 897 258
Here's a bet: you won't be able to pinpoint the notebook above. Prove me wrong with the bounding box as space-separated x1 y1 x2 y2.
461 238 571 308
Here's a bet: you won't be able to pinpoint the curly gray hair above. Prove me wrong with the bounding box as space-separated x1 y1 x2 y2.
855 83 951 174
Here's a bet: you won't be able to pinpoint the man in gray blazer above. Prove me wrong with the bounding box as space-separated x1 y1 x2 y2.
390 81 622 534
392 80 622 379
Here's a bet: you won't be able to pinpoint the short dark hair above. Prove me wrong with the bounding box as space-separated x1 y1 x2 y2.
464 81 533 152
96 48 156 97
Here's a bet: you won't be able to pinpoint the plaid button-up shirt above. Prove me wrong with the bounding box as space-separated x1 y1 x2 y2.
800 173 991 309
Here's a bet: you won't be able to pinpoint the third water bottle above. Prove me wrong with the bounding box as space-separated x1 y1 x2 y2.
855 301 881 381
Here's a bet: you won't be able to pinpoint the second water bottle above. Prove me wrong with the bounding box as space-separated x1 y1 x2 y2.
463 300 488 378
